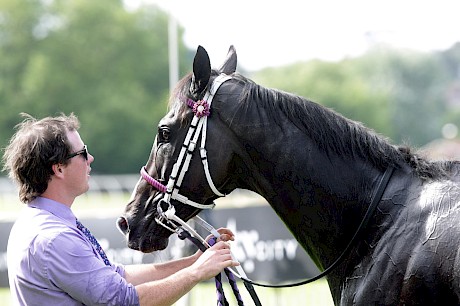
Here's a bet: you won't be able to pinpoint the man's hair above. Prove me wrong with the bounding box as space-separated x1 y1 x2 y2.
2 113 80 203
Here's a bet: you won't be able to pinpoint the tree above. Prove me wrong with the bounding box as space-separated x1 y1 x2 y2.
252 58 392 140
252 45 457 147
0 0 193 173
361 47 449 146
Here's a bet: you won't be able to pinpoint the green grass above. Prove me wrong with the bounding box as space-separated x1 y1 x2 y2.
0 288 11 305
1 280 334 305
187 280 334 306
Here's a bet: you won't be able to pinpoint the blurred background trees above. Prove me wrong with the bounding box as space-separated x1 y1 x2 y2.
253 44 460 146
0 0 193 173
1 0 459 174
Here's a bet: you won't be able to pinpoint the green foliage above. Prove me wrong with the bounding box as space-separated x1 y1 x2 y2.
253 45 460 147
0 0 192 174
254 59 391 138
361 48 450 145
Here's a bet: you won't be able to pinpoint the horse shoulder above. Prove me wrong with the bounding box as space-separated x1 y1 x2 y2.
340 178 460 305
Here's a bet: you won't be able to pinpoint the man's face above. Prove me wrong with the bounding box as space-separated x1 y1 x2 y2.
64 130 94 198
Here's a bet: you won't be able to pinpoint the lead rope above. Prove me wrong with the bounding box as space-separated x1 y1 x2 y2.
177 230 232 306
177 229 261 306
209 237 244 306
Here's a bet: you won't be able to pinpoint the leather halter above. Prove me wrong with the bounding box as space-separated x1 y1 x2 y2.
140 74 232 232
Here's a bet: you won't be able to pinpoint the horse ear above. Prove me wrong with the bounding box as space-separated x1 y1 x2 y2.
218 45 237 75
190 45 211 97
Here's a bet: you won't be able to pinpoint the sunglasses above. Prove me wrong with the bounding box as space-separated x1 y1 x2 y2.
66 145 88 160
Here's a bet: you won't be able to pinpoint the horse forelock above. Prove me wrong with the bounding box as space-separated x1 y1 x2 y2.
168 73 193 124
169 71 229 125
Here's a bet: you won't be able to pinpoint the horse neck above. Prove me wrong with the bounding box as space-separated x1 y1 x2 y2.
230 119 382 272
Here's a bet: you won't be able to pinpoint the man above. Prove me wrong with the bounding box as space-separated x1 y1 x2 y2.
3 113 238 306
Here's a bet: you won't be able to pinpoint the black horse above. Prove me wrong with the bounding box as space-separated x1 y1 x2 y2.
118 46 460 305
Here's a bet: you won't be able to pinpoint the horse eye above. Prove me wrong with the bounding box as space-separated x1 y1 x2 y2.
158 128 170 142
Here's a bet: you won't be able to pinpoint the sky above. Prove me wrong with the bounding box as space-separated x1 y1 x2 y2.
124 0 460 71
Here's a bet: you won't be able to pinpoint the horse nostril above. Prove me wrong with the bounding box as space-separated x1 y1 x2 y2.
116 217 129 235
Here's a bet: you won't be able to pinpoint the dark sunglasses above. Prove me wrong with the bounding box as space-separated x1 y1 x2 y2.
66 145 88 160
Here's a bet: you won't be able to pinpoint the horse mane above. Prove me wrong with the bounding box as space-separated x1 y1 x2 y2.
236 74 454 180
171 71 453 180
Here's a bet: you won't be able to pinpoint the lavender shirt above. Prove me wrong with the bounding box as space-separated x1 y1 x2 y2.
7 197 140 305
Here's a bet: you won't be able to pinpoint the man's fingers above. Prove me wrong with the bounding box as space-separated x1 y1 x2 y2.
218 233 234 242
216 228 235 241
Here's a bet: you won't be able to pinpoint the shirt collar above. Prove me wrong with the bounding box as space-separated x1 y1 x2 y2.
28 197 78 226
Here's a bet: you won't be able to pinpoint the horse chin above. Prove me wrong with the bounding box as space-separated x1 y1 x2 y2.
139 236 169 253
136 218 176 252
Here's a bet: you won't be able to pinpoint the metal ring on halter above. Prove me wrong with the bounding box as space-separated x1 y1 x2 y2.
155 199 177 233
157 199 171 217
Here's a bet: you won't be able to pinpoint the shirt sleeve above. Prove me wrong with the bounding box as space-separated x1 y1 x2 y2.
40 229 140 306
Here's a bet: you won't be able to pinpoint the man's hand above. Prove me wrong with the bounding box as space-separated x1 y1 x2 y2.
191 240 239 281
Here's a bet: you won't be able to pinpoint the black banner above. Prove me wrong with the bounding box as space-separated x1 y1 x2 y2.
0 205 319 287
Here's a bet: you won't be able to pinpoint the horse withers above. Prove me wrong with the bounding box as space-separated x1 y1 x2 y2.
118 45 460 305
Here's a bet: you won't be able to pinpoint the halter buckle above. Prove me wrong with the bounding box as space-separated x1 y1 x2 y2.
157 199 172 219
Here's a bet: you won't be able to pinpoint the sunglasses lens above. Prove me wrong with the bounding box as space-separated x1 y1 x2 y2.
66 146 88 160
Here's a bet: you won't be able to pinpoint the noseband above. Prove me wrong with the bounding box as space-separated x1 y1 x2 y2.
140 74 232 234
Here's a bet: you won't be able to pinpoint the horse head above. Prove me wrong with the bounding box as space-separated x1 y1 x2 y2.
118 46 242 252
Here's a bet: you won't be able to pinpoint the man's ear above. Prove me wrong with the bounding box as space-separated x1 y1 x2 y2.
52 163 64 178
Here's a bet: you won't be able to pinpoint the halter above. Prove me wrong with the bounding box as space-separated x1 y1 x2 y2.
140 74 232 233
